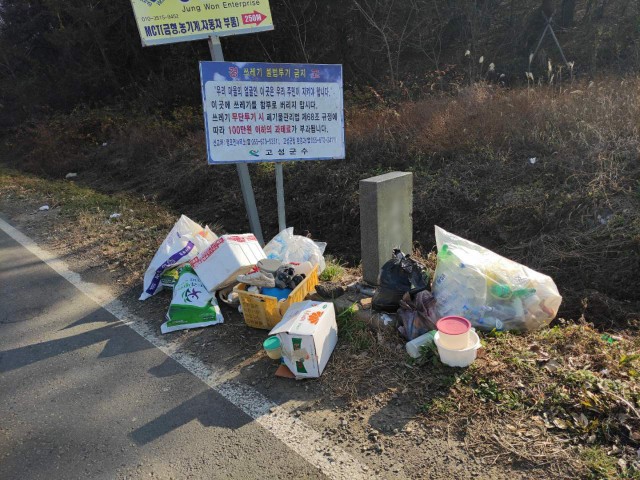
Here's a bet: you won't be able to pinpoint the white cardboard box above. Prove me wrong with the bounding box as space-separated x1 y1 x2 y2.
189 234 266 292
269 301 338 379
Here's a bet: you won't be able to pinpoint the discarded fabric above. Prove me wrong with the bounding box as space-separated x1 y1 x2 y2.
397 290 437 340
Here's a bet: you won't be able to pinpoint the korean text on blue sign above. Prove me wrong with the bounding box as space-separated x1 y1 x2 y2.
199 62 345 164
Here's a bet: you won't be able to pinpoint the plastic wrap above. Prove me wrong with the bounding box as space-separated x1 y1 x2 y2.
264 228 327 273
432 226 562 332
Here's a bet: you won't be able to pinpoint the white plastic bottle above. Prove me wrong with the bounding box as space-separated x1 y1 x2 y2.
434 244 486 321
406 331 437 359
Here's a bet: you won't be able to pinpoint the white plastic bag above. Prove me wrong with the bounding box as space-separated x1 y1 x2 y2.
264 228 327 273
161 265 224 334
432 226 562 332
140 215 218 301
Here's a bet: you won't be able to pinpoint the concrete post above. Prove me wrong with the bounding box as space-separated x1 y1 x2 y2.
360 172 413 285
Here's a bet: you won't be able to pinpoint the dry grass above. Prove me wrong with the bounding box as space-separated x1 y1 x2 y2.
3 76 639 316
347 78 640 323
321 316 640 478
0 166 178 287
3 77 639 322
3 76 640 476
3 164 638 478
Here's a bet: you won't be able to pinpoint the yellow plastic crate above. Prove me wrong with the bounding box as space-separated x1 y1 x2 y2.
234 266 319 330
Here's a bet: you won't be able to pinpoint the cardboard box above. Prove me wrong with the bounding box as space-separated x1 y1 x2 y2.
269 301 338 379
189 234 266 292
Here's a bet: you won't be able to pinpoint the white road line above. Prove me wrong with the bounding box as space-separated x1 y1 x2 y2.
0 217 372 480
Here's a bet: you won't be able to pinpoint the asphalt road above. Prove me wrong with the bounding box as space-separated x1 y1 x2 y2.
0 229 325 479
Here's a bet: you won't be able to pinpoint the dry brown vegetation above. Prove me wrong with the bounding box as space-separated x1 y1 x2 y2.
3 76 639 324
2 167 640 478
322 307 640 478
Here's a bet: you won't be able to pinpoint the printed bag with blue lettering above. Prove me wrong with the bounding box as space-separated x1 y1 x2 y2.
140 215 218 301
161 265 224 334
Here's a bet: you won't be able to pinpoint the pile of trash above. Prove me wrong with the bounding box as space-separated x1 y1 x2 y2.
371 226 562 368
140 215 563 375
139 215 335 379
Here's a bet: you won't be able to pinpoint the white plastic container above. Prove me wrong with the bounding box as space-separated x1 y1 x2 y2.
406 331 436 359
434 329 481 367
436 316 472 350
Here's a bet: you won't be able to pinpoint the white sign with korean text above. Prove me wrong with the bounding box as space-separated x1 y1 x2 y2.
200 62 345 164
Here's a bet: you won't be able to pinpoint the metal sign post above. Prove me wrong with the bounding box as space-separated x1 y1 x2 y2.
529 12 570 70
127 0 273 245
275 162 286 232
208 36 265 245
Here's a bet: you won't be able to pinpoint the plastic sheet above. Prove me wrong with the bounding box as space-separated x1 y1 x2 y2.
433 226 562 332
264 228 327 273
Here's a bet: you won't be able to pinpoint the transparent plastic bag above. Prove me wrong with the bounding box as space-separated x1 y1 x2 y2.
432 226 562 332
264 228 327 273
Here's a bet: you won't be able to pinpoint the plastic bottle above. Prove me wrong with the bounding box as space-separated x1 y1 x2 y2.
434 245 486 321
406 331 437 359
522 294 549 330
489 283 537 300
433 246 462 316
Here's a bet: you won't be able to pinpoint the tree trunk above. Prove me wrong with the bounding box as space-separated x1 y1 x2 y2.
560 0 576 26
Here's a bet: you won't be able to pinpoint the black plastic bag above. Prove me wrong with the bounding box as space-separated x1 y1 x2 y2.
372 249 428 313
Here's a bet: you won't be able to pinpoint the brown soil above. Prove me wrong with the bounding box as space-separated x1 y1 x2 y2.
3 172 640 479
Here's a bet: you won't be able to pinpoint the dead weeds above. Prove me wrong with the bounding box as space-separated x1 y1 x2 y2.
3 78 639 325
322 312 640 478
0 166 178 288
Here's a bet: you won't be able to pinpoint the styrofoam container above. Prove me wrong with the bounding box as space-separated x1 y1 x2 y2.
434 329 481 367
189 234 266 292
